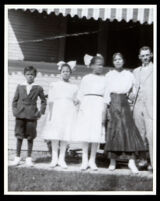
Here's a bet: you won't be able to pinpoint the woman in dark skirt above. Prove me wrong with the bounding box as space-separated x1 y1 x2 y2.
103 53 146 174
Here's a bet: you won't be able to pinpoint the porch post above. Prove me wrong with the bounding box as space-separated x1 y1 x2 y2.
97 21 109 65
58 18 67 61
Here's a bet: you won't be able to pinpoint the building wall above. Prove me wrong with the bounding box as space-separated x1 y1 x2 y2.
8 9 67 62
8 9 153 68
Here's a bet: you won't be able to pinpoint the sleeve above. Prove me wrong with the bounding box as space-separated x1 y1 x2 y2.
12 85 19 115
39 86 47 115
103 73 111 105
77 77 86 102
132 69 140 96
131 73 137 95
128 72 137 102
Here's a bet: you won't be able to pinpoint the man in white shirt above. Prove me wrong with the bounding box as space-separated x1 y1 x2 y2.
132 46 153 170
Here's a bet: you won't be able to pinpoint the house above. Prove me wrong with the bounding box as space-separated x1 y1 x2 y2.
7 7 154 151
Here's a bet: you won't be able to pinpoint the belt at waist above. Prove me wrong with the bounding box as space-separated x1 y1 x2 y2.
110 93 127 96
84 94 103 97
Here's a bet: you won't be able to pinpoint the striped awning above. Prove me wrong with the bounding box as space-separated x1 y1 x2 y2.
22 8 153 24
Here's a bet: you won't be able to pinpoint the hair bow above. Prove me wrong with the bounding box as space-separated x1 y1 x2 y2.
84 53 103 67
57 61 77 71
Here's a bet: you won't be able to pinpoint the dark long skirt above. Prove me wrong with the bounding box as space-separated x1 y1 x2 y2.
104 93 146 160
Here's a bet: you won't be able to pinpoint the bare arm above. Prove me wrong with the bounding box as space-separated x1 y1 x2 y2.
39 87 47 116
102 103 110 125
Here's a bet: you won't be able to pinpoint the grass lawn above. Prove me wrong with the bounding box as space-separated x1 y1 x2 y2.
8 166 153 192
8 150 153 192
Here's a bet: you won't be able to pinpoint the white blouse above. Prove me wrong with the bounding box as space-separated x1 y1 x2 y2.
48 80 78 102
77 74 106 101
104 70 136 104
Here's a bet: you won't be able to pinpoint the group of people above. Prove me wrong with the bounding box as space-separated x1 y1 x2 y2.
11 46 153 174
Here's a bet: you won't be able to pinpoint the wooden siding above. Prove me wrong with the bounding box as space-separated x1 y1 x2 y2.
8 9 67 62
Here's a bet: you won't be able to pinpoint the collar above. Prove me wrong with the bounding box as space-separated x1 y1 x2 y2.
142 61 153 68
114 68 124 73
60 79 70 84
23 81 37 86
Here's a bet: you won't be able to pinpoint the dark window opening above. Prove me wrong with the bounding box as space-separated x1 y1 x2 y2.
106 21 153 68
65 16 99 64
65 16 153 69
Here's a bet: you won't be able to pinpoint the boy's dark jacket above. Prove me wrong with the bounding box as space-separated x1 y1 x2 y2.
12 84 47 120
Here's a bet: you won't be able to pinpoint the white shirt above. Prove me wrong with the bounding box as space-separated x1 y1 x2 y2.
104 70 136 104
23 81 37 95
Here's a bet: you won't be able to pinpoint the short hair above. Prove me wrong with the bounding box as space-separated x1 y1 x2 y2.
24 66 37 76
60 63 72 73
90 55 104 66
112 52 125 62
139 46 152 54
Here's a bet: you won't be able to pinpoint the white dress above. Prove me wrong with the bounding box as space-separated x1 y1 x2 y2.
72 74 106 143
41 80 78 141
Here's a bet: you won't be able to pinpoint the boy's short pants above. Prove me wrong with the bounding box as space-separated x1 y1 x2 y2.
15 118 37 140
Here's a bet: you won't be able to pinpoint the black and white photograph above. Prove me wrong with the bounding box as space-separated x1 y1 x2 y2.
4 4 157 195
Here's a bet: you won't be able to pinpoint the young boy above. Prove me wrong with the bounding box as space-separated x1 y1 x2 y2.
12 66 47 166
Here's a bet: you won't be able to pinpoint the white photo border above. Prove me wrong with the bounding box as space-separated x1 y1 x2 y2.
4 4 157 195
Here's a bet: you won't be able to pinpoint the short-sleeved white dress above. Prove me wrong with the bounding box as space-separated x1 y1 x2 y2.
41 80 78 141
72 74 106 143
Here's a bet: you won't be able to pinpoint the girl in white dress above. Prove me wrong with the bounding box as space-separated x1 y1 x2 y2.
42 61 78 168
73 54 106 170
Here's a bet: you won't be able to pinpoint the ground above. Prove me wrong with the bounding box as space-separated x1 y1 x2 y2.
7 150 153 192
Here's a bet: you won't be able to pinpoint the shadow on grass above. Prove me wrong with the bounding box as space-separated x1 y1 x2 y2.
31 152 130 170
34 156 52 163
34 152 108 166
